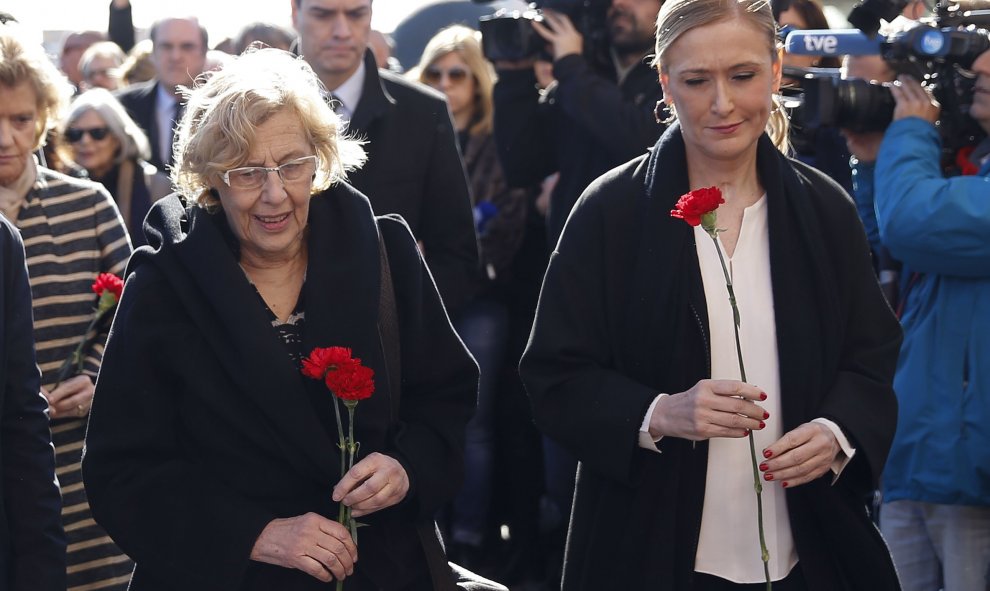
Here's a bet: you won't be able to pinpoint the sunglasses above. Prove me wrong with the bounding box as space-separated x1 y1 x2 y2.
424 67 470 84
65 126 111 143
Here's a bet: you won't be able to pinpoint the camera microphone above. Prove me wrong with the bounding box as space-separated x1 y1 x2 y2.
785 29 884 56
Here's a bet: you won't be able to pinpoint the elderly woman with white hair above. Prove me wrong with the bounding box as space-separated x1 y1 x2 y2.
60 88 170 244
83 48 486 590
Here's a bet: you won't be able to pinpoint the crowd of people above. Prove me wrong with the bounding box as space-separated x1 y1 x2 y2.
0 0 986 589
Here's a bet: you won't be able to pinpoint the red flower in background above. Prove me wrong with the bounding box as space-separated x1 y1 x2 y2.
670 186 725 228
92 273 124 300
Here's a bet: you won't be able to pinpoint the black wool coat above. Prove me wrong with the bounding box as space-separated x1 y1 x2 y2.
343 50 479 318
115 81 168 171
82 184 478 590
519 125 902 591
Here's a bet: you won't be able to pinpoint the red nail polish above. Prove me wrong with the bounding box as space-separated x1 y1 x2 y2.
758 421 766 429
763 449 773 458
763 411 770 420
764 473 774 481
782 481 789 488
759 463 768 471
759 392 768 401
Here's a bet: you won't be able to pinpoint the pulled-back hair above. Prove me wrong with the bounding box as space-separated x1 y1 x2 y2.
172 48 366 208
0 24 73 150
652 0 790 152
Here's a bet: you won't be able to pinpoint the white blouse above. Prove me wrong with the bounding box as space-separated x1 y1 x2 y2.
638 195 854 583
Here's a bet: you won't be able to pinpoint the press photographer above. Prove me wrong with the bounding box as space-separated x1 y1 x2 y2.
487 0 664 247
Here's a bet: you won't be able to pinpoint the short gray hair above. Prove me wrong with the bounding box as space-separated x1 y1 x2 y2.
61 88 151 164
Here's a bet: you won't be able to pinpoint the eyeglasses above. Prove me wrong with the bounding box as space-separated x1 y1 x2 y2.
221 155 318 190
423 66 470 85
65 126 111 143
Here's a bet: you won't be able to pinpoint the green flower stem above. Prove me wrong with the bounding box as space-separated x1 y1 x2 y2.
53 310 106 389
331 394 347 591
707 231 772 591
345 401 359 545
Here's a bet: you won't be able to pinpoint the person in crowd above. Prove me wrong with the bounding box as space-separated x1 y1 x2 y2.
0 24 133 589
82 48 487 590
59 88 171 244
118 39 156 86
772 0 853 192
370 29 402 73
869 54 990 591
519 0 903 588
493 0 664 248
0 210 66 591
114 16 208 170
79 41 126 91
292 0 479 319
233 22 295 54
411 24 533 570
60 30 105 90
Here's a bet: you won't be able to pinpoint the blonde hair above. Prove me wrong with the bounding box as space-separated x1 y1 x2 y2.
410 25 495 136
652 0 790 152
0 24 73 150
60 88 151 164
172 48 366 208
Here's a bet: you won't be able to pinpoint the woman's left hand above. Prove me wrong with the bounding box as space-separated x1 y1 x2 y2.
760 422 840 489
44 374 95 419
332 452 410 518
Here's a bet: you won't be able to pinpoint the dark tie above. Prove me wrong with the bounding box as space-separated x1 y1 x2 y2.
166 101 184 168
329 93 345 118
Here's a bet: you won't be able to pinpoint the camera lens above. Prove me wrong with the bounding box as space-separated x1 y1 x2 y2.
834 78 895 133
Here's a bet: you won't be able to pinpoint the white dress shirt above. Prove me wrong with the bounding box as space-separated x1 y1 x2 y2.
155 84 178 166
638 195 855 583
327 59 366 121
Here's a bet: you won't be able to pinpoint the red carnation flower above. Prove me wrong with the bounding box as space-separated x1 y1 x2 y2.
325 362 375 401
92 273 124 300
301 346 354 380
670 186 725 229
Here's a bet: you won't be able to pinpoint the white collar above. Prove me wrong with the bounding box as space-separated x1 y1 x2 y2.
328 59 366 118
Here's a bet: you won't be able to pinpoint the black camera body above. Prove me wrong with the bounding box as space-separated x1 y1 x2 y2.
477 0 610 63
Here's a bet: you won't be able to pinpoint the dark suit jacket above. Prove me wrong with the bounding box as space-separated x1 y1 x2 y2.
83 185 478 590
115 80 168 170
0 217 66 591
342 50 479 318
519 125 902 591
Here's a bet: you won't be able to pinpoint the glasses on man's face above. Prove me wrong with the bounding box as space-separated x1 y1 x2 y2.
221 155 318 190
65 126 111 143
424 66 470 85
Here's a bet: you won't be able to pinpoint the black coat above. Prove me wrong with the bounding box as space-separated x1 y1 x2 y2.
493 53 664 246
519 125 902 590
82 184 478 590
0 217 65 591
342 50 479 318
115 81 168 171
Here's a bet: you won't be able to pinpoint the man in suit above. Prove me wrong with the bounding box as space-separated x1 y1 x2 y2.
115 16 207 171
0 216 66 590
292 0 479 317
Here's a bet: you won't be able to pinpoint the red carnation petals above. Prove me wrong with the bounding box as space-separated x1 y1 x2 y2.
670 186 725 227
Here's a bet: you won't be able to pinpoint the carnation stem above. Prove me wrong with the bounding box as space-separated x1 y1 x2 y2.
53 312 104 390
708 232 772 590
331 394 347 591
345 401 358 545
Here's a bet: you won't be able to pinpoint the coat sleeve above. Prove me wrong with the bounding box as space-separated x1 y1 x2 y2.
875 117 990 277
1 223 66 591
552 55 662 163
379 216 479 519
82 268 275 589
416 101 480 319
814 179 902 492
519 186 660 485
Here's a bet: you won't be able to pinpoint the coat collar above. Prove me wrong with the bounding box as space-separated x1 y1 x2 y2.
349 49 395 133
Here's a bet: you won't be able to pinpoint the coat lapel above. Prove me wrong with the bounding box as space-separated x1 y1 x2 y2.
349 50 395 135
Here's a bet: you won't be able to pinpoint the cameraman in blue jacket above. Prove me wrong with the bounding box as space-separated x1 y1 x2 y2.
872 54 990 590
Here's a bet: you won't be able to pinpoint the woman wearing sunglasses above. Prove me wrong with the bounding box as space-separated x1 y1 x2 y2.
411 26 536 568
59 88 171 245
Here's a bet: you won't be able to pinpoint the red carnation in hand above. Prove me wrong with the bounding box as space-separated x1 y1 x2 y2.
670 186 725 231
325 362 375 401
301 346 355 380
92 273 124 300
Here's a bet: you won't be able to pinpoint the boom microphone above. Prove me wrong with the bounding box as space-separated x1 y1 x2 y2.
785 29 883 56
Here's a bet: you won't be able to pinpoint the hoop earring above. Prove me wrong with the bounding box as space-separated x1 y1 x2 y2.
655 101 675 124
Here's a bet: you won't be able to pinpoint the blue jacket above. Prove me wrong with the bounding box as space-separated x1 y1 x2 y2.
874 117 990 505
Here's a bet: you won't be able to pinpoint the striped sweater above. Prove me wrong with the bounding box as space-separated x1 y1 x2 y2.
14 166 133 591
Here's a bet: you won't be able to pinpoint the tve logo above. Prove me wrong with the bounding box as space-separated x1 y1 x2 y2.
803 35 839 53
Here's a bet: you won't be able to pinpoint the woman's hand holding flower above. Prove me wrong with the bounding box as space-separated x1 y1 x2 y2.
649 379 768 441
250 513 357 583
760 422 840 489
332 452 410 518
44 374 95 418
